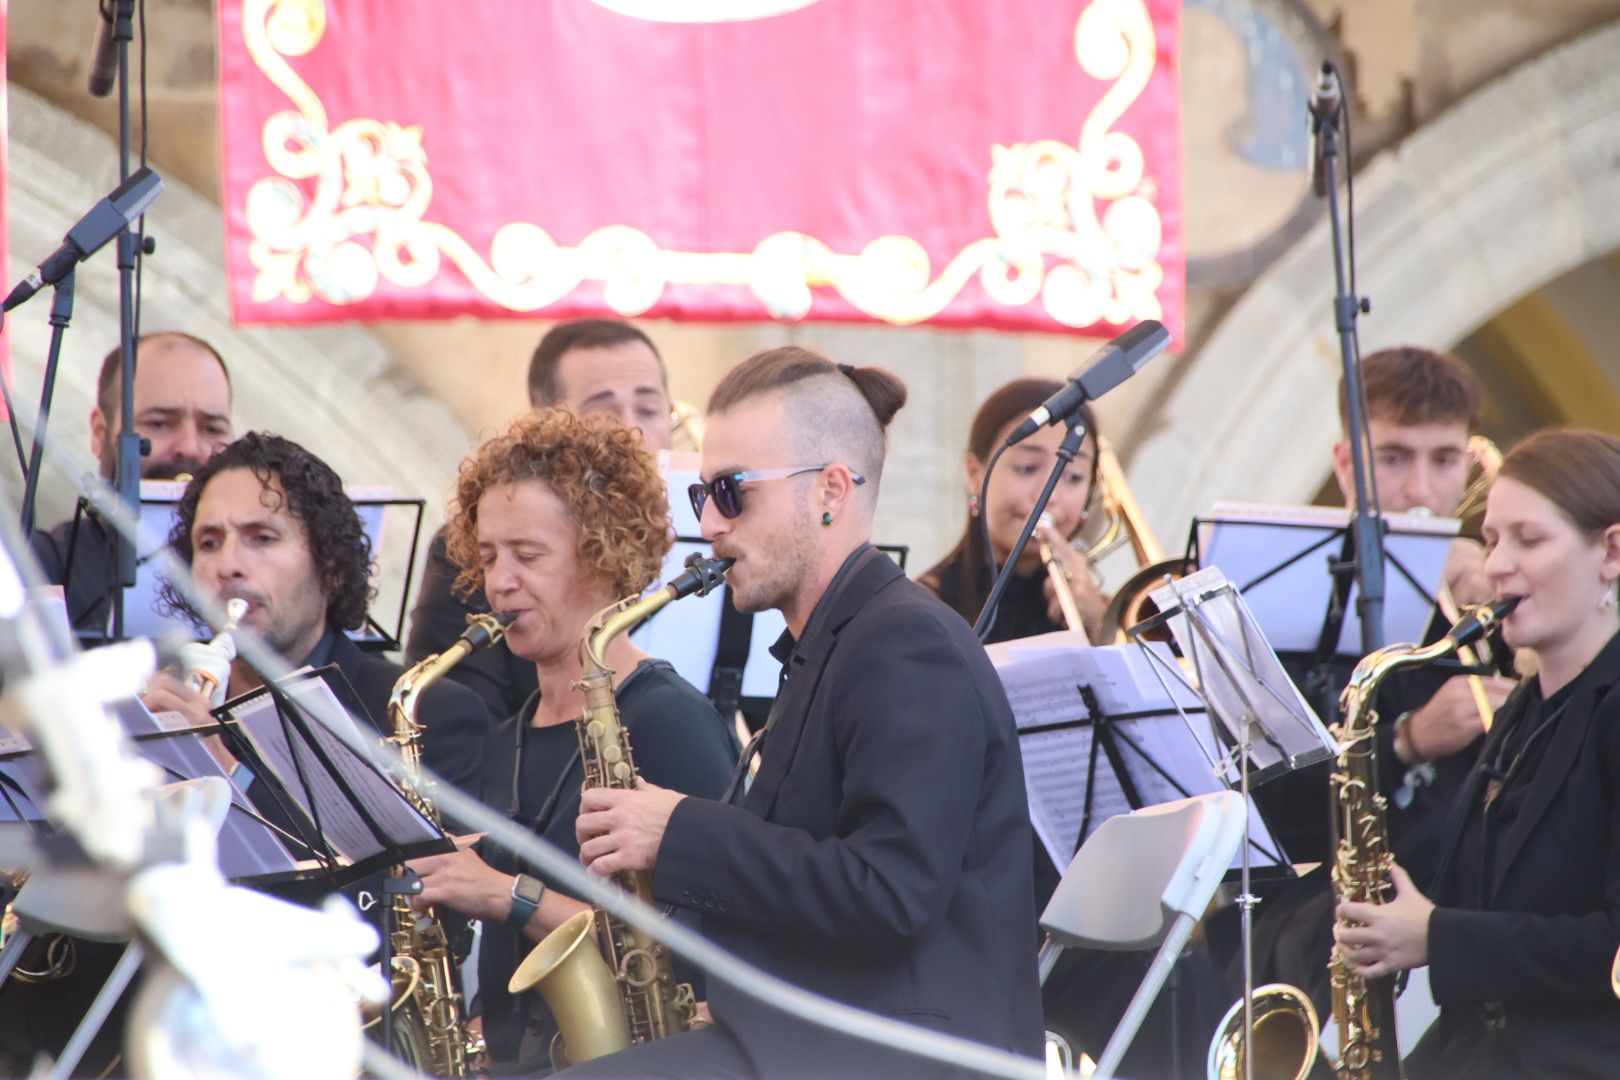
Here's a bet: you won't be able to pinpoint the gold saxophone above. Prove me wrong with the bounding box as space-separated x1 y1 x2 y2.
509 554 733 1068
1328 597 1518 1080
383 610 516 1077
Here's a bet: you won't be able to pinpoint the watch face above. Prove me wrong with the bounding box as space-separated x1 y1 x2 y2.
513 875 544 904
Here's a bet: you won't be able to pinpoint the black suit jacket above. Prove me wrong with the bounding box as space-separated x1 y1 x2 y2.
30 512 119 639
1410 632 1620 1078
652 546 1044 1078
405 528 537 723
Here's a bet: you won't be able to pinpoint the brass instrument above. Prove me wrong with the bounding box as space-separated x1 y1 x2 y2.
670 401 705 452
1037 512 1087 639
183 597 249 699
1207 984 1322 1080
1082 436 1194 642
1080 435 1167 572
1454 435 1502 523
509 554 732 1067
382 610 516 1076
1327 597 1518 1080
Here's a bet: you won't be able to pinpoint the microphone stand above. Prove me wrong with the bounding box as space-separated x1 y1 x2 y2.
972 415 1087 642
1316 63 1385 655
111 0 143 643
17 271 77 538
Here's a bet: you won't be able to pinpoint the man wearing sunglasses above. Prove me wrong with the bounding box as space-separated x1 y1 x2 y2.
564 347 1044 1079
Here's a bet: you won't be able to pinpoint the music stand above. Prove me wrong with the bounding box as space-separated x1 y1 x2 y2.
991 637 1290 883
1129 565 1337 1072
1190 503 1457 720
117 482 424 652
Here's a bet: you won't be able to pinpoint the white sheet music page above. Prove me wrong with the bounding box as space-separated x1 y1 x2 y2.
230 677 439 863
994 639 1203 870
1196 501 1458 654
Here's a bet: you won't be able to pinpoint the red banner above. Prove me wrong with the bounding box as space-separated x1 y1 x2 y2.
218 0 1181 337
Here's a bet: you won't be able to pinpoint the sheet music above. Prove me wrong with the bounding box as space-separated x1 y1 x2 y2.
1196 501 1458 654
0 756 49 822
110 698 303 879
1152 567 1338 785
230 677 439 863
995 640 1288 871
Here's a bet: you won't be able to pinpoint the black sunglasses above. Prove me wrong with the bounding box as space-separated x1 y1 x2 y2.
689 465 866 520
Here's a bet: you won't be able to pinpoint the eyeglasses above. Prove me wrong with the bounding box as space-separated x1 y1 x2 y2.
688 465 866 520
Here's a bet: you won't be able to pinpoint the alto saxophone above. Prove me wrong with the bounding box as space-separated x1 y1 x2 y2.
383 610 516 1077
1328 597 1518 1080
509 554 732 1068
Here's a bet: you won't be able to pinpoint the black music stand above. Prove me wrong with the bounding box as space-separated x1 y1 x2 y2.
991 638 1290 879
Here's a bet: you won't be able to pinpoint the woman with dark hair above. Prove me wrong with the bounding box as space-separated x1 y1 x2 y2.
406 408 737 1074
1336 427 1620 1078
919 378 1105 643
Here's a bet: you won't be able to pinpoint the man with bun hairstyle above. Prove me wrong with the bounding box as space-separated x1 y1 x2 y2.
562 347 1043 1079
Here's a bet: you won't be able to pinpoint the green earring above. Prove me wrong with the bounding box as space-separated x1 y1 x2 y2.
821 511 833 527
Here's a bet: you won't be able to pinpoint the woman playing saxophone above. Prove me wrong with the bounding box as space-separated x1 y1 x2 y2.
1335 428 1620 1079
406 409 737 1074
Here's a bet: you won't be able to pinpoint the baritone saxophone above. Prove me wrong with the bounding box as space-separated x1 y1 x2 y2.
508 554 733 1068
1328 597 1517 1080
383 610 516 1077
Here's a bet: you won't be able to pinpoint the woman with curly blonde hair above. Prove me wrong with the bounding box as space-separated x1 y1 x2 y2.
407 408 738 1072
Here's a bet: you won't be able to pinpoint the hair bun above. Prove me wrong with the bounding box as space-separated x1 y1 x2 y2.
844 366 908 428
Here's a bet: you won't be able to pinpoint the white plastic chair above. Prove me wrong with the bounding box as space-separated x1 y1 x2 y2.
1037 791 1247 1080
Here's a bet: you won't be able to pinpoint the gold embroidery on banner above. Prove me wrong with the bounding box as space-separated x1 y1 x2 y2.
240 0 1166 326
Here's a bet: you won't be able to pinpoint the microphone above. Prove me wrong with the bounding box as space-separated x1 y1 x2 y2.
87 2 119 98
3 167 163 311
1309 62 1341 199
1003 320 1169 447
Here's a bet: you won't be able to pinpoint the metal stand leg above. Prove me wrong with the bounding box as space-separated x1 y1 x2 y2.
50 940 144 1080
0 927 34 983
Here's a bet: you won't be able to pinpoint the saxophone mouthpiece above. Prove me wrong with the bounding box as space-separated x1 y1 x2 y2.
460 610 519 649
1447 596 1521 650
672 553 734 599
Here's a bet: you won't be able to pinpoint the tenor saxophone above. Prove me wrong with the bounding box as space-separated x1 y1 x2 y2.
383 610 516 1077
509 554 732 1068
1328 597 1518 1080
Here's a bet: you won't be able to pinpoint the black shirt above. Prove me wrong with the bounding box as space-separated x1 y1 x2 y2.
476 659 738 1069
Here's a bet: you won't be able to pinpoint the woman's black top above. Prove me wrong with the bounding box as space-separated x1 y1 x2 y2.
475 659 738 1071
920 550 1063 646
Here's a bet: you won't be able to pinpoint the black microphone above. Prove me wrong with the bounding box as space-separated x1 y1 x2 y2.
3 167 163 312
87 2 119 98
1003 320 1169 447
1308 62 1341 199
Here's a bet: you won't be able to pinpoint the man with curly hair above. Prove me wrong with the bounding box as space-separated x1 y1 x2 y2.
142 431 492 790
405 408 736 1071
405 318 676 721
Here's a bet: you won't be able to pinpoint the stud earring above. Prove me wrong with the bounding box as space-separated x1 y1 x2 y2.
1602 589 1616 612
822 511 833 527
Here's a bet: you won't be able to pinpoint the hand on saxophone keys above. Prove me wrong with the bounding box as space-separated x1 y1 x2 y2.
1332 863 1435 980
575 779 686 878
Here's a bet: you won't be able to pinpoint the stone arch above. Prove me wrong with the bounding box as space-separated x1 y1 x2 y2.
1131 17 1620 540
